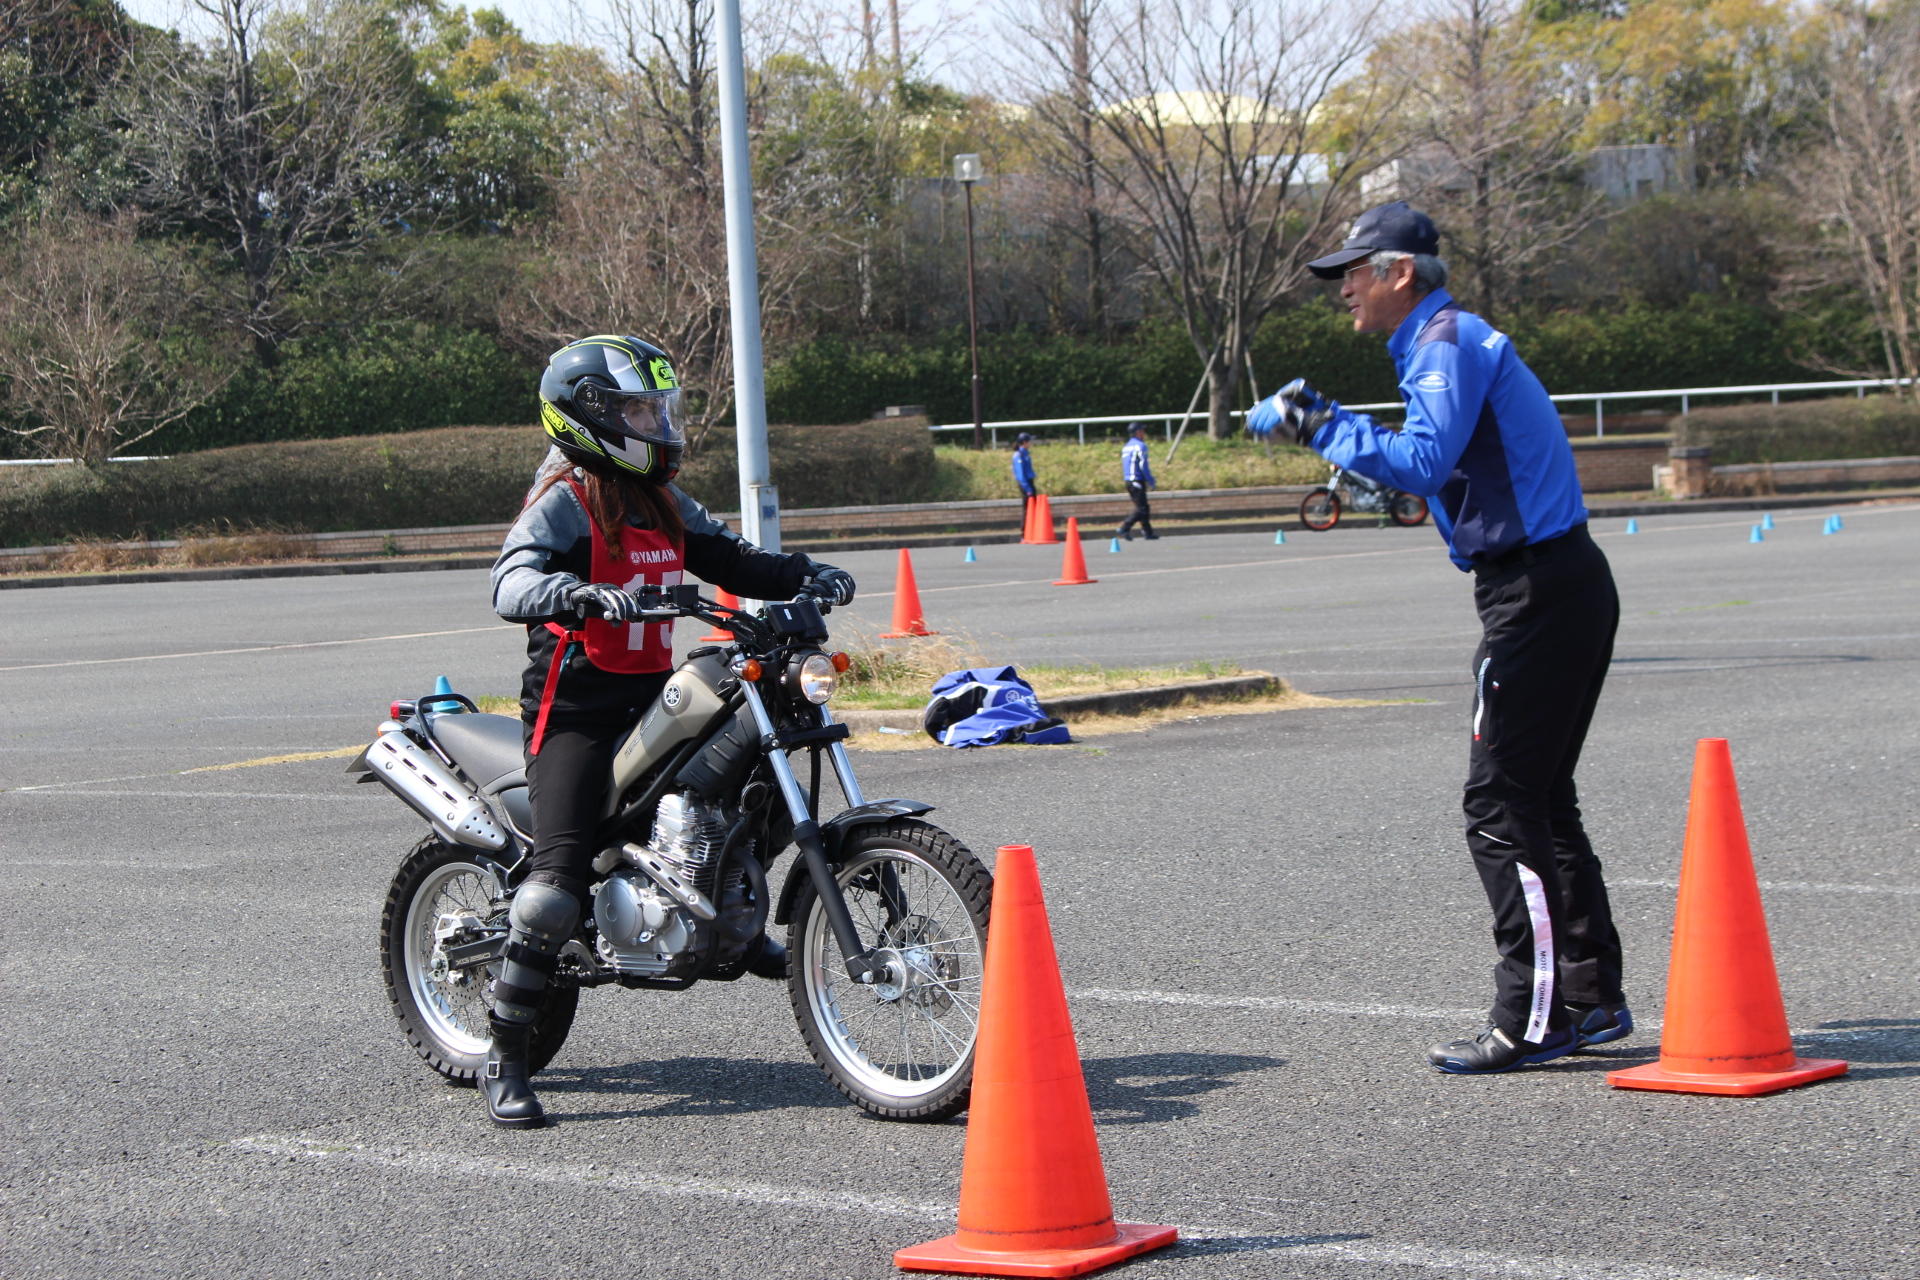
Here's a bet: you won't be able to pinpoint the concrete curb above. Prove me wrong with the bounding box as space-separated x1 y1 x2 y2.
836 672 1283 738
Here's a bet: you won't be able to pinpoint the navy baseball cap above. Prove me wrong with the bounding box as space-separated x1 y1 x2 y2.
1307 202 1441 279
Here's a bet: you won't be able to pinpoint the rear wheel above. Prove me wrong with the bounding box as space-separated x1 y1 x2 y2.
1390 493 1430 527
788 820 991 1121
1300 488 1341 531
380 838 577 1085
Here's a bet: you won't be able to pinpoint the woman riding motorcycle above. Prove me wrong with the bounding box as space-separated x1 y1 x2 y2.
484 334 856 1129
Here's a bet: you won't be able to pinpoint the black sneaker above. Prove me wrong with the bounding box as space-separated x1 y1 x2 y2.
1427 1024 1577 1074
1569 1002 1634 1049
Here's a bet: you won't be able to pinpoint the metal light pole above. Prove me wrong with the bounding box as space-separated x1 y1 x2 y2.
718 0 776 549
954 153 985 450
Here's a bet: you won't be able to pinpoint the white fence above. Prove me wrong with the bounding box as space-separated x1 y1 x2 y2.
934 376 1917 447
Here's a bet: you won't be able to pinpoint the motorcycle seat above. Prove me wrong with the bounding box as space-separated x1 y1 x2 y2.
428 712 528 794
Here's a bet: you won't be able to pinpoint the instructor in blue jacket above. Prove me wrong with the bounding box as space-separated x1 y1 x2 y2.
1249 202 1629 1074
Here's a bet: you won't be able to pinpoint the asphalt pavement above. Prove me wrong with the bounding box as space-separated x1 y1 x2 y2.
3 502 1917 1279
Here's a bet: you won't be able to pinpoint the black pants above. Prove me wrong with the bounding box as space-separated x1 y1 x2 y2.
1021 490 1039 534
520 627 670 904
1464 525 1623 1041
1118 483 1154 537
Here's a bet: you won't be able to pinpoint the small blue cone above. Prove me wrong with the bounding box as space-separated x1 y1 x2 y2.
1761 512 1775 531
1749 525 1765 543
964 545 977 563
1274 528 1287 545
1108 537 1122 554
1625 518 1639 534
1823 515 1838 535
1834 514 1845 531
429 675 462 712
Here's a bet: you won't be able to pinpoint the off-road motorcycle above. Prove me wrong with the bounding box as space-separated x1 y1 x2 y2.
1299 466 1430 531
351 585 991 1121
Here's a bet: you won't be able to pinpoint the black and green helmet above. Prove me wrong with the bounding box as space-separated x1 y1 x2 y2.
539 334 685 483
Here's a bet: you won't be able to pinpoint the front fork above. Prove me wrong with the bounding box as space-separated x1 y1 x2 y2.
740 686 886 985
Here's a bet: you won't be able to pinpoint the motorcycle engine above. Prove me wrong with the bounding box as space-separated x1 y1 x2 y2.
592 792 754 979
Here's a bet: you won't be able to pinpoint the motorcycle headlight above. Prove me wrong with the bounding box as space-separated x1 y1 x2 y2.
793 652 838 705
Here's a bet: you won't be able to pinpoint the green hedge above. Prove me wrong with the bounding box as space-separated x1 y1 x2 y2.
1672 395 1920 464
0 419 936 546
147 322 537 454
764 299 1822 426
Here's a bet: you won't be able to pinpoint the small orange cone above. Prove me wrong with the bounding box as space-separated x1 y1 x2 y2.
880 548 936 638
1052 518 1098 587
700 588 741 642
1031 494 1059 544
1609 739 1847 1097
1020 496 1040 543
895 845 1177 1277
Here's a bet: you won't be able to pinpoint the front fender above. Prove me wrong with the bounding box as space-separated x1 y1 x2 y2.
771 799 934 926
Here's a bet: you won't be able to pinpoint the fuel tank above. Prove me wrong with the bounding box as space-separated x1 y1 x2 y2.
610 650 736 794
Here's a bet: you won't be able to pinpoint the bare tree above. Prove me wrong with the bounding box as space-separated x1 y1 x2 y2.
0 210 237 466
1781 0 1920 388
111 0 426 366
503 0 892 440
1375 0 1608 325
1012 0 1394 438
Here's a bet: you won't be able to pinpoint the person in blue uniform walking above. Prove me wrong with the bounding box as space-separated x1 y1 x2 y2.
1011 431 1039 533
1117 421 1158 540
1249 202 1629 1074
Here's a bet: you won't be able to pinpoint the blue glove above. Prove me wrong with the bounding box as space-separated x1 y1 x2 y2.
1276 378 1337 447
1246 393 1284 438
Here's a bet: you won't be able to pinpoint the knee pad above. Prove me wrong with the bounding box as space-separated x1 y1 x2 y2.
509 879 581 949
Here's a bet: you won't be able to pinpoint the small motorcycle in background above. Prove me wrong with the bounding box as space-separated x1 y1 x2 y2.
1299 466 1430 531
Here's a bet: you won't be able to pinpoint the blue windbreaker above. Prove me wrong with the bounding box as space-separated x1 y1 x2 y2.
1308 289 1588 571
1122 436 1154 487
1011 446 1036 495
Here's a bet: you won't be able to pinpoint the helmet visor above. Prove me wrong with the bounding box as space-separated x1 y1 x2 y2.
609 390 683 446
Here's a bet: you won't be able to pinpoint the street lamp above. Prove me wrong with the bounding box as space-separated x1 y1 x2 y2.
954 153 985 450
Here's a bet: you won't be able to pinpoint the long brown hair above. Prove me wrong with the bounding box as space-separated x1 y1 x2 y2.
528 464 685 548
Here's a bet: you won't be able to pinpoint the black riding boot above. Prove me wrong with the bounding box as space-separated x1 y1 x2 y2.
481 1013 546 1129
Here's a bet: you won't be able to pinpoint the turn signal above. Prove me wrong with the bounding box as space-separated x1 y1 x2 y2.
830 651 850 673
738 659 763 682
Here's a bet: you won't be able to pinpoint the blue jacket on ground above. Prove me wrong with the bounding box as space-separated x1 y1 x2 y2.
1306 288 1588 571
1012 446 1037 495
1122 436 1154 487
922 666 1072 748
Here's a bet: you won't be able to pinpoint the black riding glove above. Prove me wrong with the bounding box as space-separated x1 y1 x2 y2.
804 563 857 607
568 582 646 623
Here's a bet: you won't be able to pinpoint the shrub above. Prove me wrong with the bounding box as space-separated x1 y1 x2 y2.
0 419 937 546
1672 395 1920 464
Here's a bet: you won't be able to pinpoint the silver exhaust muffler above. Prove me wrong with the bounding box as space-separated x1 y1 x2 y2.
360 729 507 851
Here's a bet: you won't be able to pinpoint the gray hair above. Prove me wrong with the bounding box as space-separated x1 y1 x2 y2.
1371 250 1448 293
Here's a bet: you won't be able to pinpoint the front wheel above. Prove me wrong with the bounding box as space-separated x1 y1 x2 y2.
380 837 578 1085
1300 488 1341 531
1390 493 1430 527
788 819 991 1122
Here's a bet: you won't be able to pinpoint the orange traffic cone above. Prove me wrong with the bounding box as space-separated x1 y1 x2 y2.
895 845 1177 1277
1052 518 1098 587
1020 496 1040 544
700 588 740 642
1609 739 1848 1097
880 548 936 638
1032 494 1059 543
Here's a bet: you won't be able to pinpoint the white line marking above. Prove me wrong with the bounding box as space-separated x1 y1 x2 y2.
7 859 214 871
230 1135 1797 1280
1614 877 1920 897
1073 987 1484 1021
3 790 340 800
0 625 502 672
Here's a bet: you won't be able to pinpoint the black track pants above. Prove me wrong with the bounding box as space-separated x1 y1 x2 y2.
1463 526 1624 1041
520 626 669 904
1118 483 1154 537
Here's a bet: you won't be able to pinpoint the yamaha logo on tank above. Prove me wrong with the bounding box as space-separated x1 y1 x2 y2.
662 683 683 710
